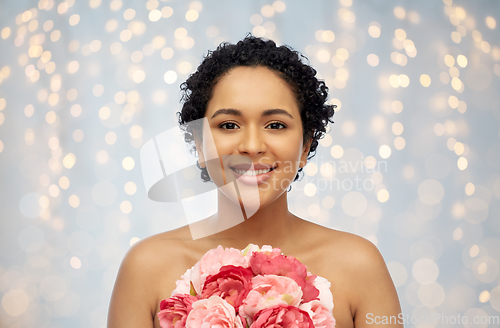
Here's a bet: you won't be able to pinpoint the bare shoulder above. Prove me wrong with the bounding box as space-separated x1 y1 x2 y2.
329 229 384 265
294 221 391 288
107 226 193 328
328 231 392 290
319 227 402 327
123 225 193 273
122 225 198 294
301 220 385 266
311 225 391 286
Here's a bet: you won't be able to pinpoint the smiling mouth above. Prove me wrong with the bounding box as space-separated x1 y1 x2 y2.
230 166 276 176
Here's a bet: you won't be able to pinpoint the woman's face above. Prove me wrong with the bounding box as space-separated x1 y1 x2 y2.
197 65 310 210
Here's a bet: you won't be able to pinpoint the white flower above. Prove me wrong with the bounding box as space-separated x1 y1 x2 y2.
313 275 334 312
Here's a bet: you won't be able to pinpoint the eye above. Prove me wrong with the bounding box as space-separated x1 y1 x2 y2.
266 121 287 129
219 121 240 130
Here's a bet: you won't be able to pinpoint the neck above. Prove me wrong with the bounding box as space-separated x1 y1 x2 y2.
203 189 298 249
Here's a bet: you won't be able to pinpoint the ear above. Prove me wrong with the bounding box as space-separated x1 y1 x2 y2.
193 130 206 168
299 136 313 169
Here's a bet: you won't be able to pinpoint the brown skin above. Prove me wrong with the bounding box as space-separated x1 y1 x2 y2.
108 66 403 328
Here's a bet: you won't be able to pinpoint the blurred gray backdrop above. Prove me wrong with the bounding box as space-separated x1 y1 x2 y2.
0 0 499 327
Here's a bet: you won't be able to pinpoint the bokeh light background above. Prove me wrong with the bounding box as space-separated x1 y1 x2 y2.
1 0 500 327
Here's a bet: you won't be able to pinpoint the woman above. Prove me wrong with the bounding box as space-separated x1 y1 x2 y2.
107 35 403 328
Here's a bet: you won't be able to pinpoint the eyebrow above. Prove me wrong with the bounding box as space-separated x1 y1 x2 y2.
210 108 294 119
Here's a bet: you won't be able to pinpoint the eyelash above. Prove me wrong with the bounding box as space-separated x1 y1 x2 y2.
218 121 287 130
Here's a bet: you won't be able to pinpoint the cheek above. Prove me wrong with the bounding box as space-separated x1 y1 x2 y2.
274 133 304 160
272 139 304 174
208 130 239 155
201 128 234 159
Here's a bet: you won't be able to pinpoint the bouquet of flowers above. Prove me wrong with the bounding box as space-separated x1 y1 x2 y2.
158 244 336 328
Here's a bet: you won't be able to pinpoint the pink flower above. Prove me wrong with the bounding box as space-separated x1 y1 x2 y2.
241 244 264 264
239 275 303 323
201 265 253 308
158 294 198 328
173 246 247 296
171 268 193 296
312 275 334 312
251 305 314 328
249 251 320 302
241 244 282 266
186 296 244 328
299 300 336 328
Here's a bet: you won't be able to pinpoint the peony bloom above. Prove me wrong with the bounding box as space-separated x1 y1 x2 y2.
251 305 314 328
185 296 243 328
172 245 247 296
171 267 192 296
312 275 334 312
299 300 336 328
241 244 262 263
259 245 278 253
239 275 303 323
158 294 198 328
241 244 282 267
249 251 320 303
201 265 253 309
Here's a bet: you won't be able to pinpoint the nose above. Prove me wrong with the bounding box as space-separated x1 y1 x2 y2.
237 125 267 156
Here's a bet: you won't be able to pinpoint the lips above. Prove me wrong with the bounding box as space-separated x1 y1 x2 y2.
229 163 277 175
229 162 276 185
231 166 274 176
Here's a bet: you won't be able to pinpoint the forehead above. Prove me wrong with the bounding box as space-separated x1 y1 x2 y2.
206 66 299 115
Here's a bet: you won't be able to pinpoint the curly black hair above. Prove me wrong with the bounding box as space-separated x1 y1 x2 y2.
177 34 335 186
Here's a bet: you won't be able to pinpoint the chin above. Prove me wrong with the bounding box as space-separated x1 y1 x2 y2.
244 186 287 208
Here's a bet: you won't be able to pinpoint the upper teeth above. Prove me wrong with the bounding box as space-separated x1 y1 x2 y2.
233 168 273 176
